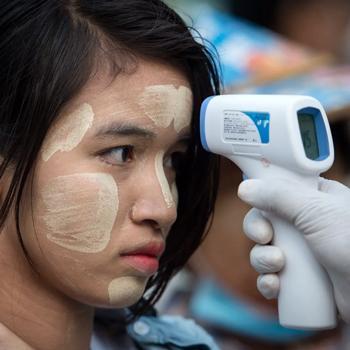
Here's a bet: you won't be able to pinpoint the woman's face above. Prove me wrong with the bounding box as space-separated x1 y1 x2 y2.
18 59 193 308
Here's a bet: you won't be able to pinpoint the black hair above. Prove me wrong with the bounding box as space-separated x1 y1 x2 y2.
0 0 221 318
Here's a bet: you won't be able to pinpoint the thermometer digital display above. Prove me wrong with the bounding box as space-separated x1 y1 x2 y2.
298 112 319 160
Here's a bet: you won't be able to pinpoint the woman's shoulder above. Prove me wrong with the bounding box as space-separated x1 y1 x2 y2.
127 314 220 350
91 308 220 350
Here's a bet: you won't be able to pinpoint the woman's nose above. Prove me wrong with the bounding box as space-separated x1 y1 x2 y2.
130 194 177 233
130 155 178 232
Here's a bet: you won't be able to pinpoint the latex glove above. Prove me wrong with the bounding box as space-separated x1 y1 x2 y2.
0 323 35 350
238 177 350 323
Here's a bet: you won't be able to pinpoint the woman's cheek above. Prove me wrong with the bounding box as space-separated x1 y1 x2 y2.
34 172 149 308
38 172 118 253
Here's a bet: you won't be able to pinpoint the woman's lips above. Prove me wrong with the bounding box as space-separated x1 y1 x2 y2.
120 241 165 275
121 255 159 274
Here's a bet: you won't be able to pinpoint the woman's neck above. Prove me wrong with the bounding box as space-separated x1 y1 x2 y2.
0 230 94 350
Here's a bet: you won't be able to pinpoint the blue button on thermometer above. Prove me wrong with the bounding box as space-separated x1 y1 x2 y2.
200 94 336 330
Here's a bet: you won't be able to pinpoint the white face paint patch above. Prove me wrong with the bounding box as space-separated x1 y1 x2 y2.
155 151 174 208
108 277 146 306
41 103 94 161
171 182 179 207
138 85 192 133
40 173 118 253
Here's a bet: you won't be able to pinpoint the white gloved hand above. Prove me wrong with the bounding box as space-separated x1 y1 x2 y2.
237 177 350 323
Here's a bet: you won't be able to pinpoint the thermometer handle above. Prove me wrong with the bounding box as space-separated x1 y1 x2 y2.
266 213 337 329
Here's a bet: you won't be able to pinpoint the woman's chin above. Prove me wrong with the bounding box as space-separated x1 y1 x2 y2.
81 276 147 309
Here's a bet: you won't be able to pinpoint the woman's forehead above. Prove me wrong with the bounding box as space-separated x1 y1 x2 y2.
47 60 193 150
82 59 189 101
63 59 192 122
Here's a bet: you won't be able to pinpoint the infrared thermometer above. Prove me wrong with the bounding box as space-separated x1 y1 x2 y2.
200 94 337 330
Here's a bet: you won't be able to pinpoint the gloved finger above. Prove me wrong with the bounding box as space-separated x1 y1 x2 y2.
257 274 280 299
250 244 285 274
238 179 317 223
318 177 350 198
243 208 273 244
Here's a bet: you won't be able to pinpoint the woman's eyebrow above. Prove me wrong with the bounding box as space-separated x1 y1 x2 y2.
93 122 156 140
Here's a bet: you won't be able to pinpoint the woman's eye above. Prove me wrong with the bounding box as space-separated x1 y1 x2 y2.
100 146 134 165
164 152 187 172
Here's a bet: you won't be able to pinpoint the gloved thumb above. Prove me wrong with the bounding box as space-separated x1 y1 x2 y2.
237 178 322 223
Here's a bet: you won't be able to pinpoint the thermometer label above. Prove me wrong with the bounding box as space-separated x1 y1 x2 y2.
222 110 270 144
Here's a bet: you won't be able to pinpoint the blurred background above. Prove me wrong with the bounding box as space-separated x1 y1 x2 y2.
157 1 350 349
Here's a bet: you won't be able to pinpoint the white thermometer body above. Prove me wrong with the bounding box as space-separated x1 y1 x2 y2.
200 94 337 330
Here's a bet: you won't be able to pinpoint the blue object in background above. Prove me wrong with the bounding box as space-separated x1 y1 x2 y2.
189 279 316 344
242 66 350 116
188 5 317 88
185 4 350 116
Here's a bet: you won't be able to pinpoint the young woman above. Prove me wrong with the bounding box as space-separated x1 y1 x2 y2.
0 1 221 349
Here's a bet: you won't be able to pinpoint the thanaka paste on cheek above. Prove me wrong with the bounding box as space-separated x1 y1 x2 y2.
108 277 146 306
41 103 94 161
155 151 174 208
138 85 192 132
40 173 118 253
